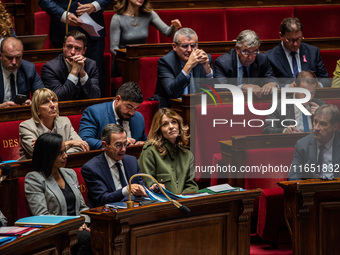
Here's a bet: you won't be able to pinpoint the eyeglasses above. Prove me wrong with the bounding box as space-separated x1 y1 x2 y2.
284 36 303 43
113 142 130 150
175 43 198 50
239 48 259 56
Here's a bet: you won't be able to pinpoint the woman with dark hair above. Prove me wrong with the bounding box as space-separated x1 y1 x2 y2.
25 133 93 255
138 108 198 194
110 0 181 75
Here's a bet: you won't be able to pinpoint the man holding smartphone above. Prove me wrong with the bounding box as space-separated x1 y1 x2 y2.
0 37 44 108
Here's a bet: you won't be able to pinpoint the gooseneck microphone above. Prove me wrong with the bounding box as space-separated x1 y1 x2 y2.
126 173 190 216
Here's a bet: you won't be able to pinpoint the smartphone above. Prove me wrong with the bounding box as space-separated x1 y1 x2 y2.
14 94 28 105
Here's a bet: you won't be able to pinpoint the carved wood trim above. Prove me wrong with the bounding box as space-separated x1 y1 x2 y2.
297 191 315 223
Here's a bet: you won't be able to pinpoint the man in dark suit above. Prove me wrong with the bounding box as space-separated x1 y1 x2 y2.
263 71 326 134
214 29 278 98
288 104 340 180
79 81 147 150
81 124 147 208
41 30 101 101
0 37 44 108
39 0 111 96
154 27 213 108
265 17 330 87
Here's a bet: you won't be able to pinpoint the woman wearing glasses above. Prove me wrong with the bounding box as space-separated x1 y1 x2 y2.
25 133 92 255
110 0 181 76
19 88 89 160
138 108 198 194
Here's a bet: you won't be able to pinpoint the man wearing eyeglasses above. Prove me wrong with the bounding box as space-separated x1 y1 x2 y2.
41 30 101 101
79 81 147 150
214 29 278 98
265 17 330 87
81 124 148 208
154 27 213 108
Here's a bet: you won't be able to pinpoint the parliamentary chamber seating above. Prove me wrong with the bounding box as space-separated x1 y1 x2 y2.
5 2 340 238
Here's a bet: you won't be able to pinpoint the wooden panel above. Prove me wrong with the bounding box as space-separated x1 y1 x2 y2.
131 214 226 255
84 189 261 255
278 179 340 255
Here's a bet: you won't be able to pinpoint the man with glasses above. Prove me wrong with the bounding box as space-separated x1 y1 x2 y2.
154 27 213 108
79 81 147 150
81 124 147 208
41 30 101 101
214 30 277 98
265 17 330 87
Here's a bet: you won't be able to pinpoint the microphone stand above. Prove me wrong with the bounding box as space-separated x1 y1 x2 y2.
126 173 190 215
65 0 72 34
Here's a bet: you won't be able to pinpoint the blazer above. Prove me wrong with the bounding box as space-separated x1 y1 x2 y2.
38 0 111 44
19 116 83 160
81 153 145 208
25 168 90 222
265 43 331 87
214 48 277 86
262 98 326 134
78 101 147 150
288 131 340 180
0 59 44 103
154 50 213 108
41 54 101 101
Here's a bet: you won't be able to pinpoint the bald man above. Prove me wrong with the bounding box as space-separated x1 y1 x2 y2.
0 37 44 108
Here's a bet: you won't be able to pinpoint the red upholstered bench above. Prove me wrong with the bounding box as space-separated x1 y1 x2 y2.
294 6 340 38
0 120 24 161
67 114 83 133
320 50 340 78
138 57 160 100
73 167 88 205
137 100 159 136
35 62 44 77
156 9 227 43
225 7 294 40
34 11 53 49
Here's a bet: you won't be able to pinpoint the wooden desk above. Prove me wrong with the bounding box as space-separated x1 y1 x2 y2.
0 217 84 255
0 97 114 123
219 133 308 187
278 179 340 255
23 48 62 63
170 87 340 126
84 189 262 255
116 38 340 83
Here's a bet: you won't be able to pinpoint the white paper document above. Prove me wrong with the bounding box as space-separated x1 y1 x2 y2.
206 183 237 192
79 12 104 37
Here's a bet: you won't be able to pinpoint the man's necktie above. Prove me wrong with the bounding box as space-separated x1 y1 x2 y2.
115 162 127 188
10 73 16 101
291 51 299 78
243 66 249 84
302 113 310 132
316 145 326 178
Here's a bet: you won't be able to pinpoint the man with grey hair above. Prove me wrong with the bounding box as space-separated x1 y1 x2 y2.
214 29 277 98
265 17 330 87
288 104 340 180
154 27 213 108
81 123 147 208
0 37 44 108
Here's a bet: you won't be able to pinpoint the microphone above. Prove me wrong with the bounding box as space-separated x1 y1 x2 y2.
0 164 12 183
126 173 190 216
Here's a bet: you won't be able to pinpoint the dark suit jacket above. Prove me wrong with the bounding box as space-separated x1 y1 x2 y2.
38 0 110 44
41 54 101 101
214 48 277 86
263 98 326 134
78 101 147 150
154 50 213 108
81 153 145 208
0 60 44 103
288 131 340 180
265 43 330 87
